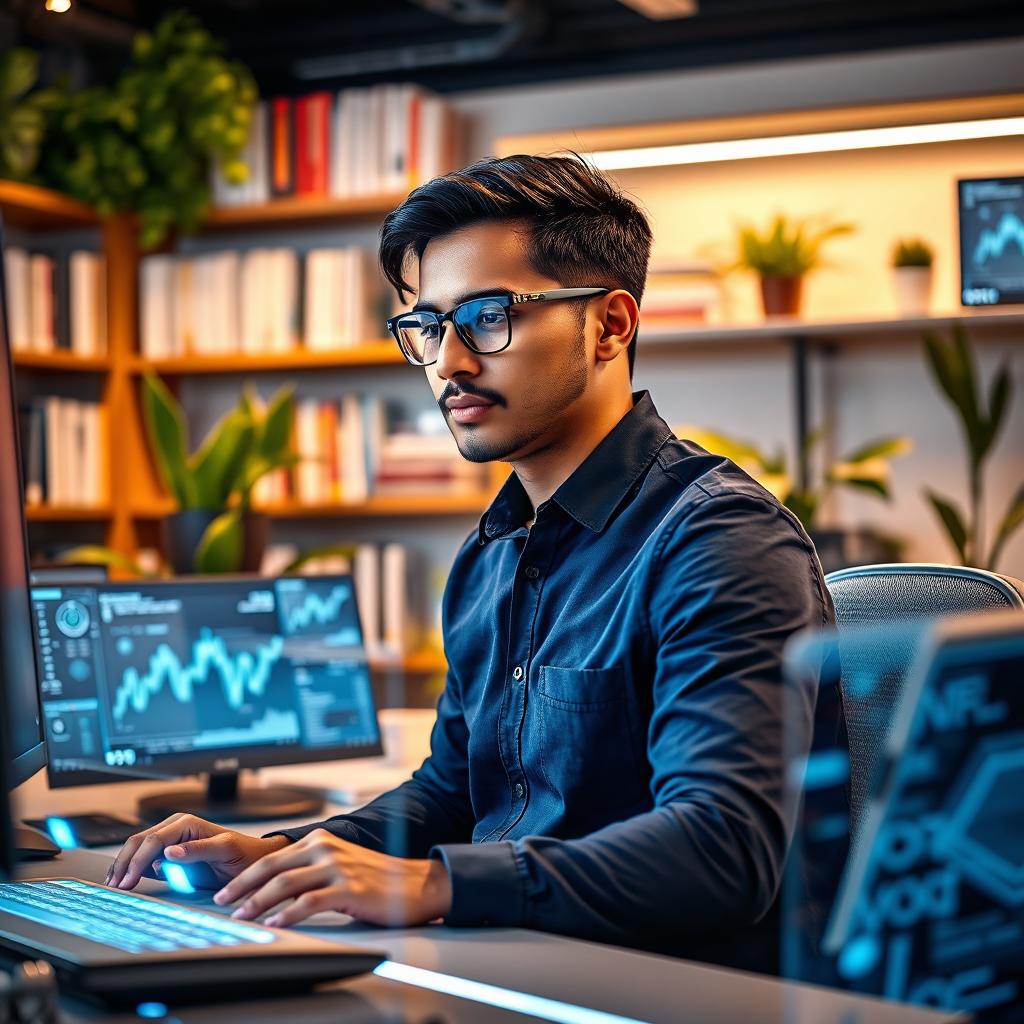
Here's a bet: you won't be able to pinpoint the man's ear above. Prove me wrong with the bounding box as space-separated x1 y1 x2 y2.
595 289 639 364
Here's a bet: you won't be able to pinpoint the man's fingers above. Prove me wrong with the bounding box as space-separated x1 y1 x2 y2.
163 833 237 864
230 865 330 921
214 838 314 906
264 889 336 929
106 814 184 887
116 819 199 890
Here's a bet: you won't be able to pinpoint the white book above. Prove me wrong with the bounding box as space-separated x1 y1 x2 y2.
330 90 350 197
240 249 264 353
4 247 31 352
354 543 381 654
86 403 106 505
140 255 175 359
339 393 367 503
44 396 63 505
381 542 409 655
294 398 322 505
219 251 241 354
176 257 194 355
29 253 55 353
362 393 385 492
70 400 87 504
304 249 335 351
70 252 99 357
270 249 299 352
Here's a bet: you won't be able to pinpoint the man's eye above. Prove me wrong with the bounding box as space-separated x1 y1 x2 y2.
476 312 504 326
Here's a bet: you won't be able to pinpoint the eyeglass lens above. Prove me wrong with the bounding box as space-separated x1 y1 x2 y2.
395 298 510 364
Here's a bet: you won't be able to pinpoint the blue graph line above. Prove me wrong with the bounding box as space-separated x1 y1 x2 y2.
111 629 285 721
283 585 351 633
973 211 1024 265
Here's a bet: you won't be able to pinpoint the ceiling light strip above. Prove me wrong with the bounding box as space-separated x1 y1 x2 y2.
589 116 1024 170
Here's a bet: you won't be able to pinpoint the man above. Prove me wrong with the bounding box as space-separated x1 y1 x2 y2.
108 154 832 972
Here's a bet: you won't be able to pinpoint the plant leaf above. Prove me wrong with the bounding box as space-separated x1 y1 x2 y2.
282 543 358 575
982 363 1012 460
259 385 295 460
926 491 969 564
55 545 158 579
193 508 244 574
987 482 1024 573
141 373 196 507
841 436 912 464
834 475 891 500
678 426 775 472
188 407 254 508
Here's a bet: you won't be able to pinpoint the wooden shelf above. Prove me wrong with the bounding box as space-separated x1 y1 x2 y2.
0 180 99 231
25 505 112 522
640 308 1024 350
200 192 408 232
132 492 493 520
372 649 447 675
13 350 111 373
131 342 403 375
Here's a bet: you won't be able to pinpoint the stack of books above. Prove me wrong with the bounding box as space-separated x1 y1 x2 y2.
18 398 108 507
4 248 107 357
139 247 378 358
251 397 486 508
211 84 461 205
640 262 724 327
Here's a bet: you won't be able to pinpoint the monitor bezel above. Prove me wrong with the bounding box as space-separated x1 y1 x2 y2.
0 210 48 789
957 173 1024 308
37 574 384 789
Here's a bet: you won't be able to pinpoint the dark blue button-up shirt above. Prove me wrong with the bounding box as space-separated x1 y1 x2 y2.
277 391 833 969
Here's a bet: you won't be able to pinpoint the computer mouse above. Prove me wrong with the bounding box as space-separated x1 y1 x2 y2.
153 859 222 894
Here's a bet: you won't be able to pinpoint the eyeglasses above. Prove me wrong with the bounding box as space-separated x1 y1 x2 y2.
385 288 610 367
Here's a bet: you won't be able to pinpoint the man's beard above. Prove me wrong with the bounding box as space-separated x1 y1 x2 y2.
452 325 588 464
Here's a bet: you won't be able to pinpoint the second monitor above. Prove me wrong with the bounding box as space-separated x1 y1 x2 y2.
30 574 382 823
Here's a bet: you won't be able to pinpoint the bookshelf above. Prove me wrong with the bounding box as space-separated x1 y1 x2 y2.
129 342 404 375
199 192 407 232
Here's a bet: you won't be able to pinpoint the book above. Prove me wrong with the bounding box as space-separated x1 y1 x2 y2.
70 251 107 357
4 247 31 353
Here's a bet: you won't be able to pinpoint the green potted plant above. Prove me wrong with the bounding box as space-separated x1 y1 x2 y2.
892 238 934 317
29 9 256 248
732 213 855 317
922 327 1024 570
0 49 63 181
143 375 297 573
679 423 910 572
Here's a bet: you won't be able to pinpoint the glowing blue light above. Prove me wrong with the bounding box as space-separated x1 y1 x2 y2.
45 817 76 850
373 961 653 1024
160 863 196 895
135 1003 168 1019
838 935 881 979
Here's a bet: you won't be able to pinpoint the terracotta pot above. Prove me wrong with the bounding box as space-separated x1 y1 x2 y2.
759 274 804 317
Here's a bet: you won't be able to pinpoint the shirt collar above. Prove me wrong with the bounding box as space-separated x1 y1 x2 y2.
477 390 674 543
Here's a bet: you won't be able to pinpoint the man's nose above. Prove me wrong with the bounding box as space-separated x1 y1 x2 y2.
434 320 482 380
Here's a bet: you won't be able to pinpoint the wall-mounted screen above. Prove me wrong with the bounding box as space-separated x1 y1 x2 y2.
958 176 1024 307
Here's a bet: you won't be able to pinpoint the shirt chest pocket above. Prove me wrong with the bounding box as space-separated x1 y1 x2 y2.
530 665 647 818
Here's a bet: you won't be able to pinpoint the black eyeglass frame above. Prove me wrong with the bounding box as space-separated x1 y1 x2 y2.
385 287 610 367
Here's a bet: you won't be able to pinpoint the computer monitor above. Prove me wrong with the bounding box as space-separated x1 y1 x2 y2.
30 574 383 822
783 610 1024 1021
958 175 1024 307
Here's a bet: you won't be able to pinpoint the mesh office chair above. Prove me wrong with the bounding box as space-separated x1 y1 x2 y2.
824 562 1024 828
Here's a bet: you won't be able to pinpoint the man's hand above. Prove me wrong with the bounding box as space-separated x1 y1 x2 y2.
105 814 292 891
213 828 453 928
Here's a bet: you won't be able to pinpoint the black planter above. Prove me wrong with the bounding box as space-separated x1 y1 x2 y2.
810 527 903 575
163 510 269 575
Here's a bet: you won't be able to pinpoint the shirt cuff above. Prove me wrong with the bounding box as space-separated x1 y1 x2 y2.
431 841 526 928
263 819 362 845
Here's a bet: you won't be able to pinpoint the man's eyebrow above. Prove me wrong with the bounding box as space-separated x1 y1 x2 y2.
412 287 514 313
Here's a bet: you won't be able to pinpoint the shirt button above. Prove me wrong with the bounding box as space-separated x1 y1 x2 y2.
513 783 524 799
512 665 524 681
525 566 540 580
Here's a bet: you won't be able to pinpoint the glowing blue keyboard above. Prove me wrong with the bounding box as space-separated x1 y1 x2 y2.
0 879 278 955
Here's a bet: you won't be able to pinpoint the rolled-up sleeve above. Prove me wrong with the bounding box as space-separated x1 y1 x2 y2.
433 490 830 945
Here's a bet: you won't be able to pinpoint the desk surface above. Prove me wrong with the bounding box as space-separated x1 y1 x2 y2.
11 768 963 1024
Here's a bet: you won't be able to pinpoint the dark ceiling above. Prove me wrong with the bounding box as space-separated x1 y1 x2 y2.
6 0 1024 96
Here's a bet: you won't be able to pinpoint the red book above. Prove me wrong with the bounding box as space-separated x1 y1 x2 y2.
306 92 332 196
294 96 310 195
270 97 294 197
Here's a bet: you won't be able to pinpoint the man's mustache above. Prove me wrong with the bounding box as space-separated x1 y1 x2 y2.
438 382 507 413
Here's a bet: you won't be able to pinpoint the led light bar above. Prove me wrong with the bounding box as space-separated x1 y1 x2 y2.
373 960 654 1024
590 116 1024 171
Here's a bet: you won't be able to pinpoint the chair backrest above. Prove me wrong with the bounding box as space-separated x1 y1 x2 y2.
824 562 1024 827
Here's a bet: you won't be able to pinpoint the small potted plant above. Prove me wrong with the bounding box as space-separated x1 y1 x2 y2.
892 238 934 317
733 213 855 317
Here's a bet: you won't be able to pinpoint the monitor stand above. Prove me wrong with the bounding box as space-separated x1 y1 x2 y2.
136 771 324 825
15 824 60 860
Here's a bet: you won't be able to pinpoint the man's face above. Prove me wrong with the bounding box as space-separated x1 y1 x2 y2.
416 221 592 464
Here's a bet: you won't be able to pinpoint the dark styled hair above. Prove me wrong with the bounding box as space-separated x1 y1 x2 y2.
378 153 652 377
